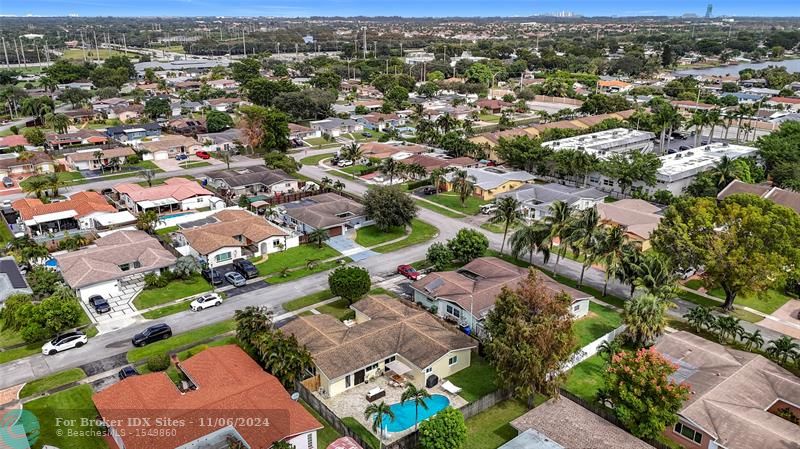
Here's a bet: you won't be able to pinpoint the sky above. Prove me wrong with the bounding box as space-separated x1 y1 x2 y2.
3 0 800 18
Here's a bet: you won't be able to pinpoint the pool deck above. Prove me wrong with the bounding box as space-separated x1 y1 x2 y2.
313 375 467 442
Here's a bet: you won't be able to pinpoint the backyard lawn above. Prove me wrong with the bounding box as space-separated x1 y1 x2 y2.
302 401 341 448
342 417 379 449
265 259 347 284
355 224 407 247
255 244 340 276
133 275 212 310
304 136 332 146
463 399 536 449
445 355 498 402
23 384 108 449
371 219 438 253
127 320 235 363
572 303 623 347
283 289 335 311
19 368 86 399
683 280 794 314
563 354 606 403
0 220 13 244
426 192 487 215
478 113 501 123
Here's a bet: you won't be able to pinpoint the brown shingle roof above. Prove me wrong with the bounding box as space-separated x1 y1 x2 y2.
281 296 476 380
597 199 662 241
65 147 136 162
718 180 800 214
180 209 287 255
284 193 365 230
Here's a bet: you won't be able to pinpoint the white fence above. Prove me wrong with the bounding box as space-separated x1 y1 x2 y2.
562 325 627 372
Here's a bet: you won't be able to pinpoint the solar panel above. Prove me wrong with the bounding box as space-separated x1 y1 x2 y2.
0 259 28 289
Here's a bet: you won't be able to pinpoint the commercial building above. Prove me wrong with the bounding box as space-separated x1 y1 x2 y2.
542 128 656 160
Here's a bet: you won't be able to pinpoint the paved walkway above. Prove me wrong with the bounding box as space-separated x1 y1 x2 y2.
678 285 800 331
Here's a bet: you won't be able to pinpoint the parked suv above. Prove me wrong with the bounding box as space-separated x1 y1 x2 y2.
42 331 88 355
232 258 259 279
131 323 172 347
201 267 223 286
88 295 111 314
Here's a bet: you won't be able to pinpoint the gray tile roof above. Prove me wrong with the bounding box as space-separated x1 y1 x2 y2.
283 193 365 230
205 165 293 189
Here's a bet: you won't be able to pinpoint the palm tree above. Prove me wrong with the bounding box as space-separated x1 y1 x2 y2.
307 228 330 248
429 167 450 193
403 162 427 181
319 176 333 190
683 306 714 333
544 200 575 276
45 172 64 197
597 339 623 362
380 157 401 184
333 180 345 193
45 112 70 134
614 243 642 299
741 329 765 351
623 294 671 347
705 108 723 144
766 336 799 365
19 242 49 265
565 207 601 288
38 76 58 95
22 176 48 199
690 110 708 147
709 155 741 189
490 197 522 255
136 210 159 234
509 222 552 266
598 225 626 297
634 252 677 299
435 113 458 133
341 142 363 163
450 169 476 207
139 169 156 187
364 401 395 448
94 150 106 174
713 316 744 343
400 383 430 431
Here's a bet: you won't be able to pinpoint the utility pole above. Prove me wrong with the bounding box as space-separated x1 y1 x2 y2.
122 34 128 55
362 27 367 59
1 37 9 68
80 30 87 62
373 41 376 59
18 38 27 67
44 40 50 63
93 30 100 62
242 30 246 56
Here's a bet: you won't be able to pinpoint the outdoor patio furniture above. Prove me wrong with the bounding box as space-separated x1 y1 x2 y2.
366 387 385 402
442 380 462 395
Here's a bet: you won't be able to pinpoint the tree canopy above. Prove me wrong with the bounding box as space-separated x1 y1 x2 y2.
363 185 417 231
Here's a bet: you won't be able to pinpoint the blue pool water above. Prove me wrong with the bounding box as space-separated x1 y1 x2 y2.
161 211 194 220
44 258 57 267
381 394 450 432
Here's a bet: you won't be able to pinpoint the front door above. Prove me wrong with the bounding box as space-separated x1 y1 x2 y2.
353 369 365 386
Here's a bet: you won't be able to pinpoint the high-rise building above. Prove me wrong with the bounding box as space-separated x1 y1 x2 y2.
705 4 713 18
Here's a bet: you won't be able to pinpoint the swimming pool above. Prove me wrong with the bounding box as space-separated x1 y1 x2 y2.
161 211 194 220
381 394 450 432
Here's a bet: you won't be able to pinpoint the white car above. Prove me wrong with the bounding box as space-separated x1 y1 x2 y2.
42 331 88 355
190 293 223 311
337 159 354 167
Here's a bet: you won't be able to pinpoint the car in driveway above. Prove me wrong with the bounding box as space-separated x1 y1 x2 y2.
196 151 211 159
337 159 354 167
201 267 223 286
88 295 111 314
131 323 172 347
225 271 247 287
397 264 422 280
421 186 437 195
2 177 13 188
480 203 498 215
118 366 139 379
175 153 189 161
232 258 259 279
190 293 223 311
42 331 88 355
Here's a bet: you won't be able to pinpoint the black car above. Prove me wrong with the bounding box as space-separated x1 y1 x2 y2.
118 366 139 379
422 186 437 195
88 295 111 314
131 323 172 347
201 267 223 286
232 258 259 279
679 145 691 151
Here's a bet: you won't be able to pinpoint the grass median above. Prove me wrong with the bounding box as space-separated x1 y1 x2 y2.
127 320 235 363
371 219 437 253
19 368 86 399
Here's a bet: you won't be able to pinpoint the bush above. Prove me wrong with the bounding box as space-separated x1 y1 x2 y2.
144 273 168 289
146 353 171 372
426 242 454 271
418 406 467 449
328 266 371 305
447 228 489 263
405 178 432 190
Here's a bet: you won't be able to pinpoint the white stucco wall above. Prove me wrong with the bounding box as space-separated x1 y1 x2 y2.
77 280 121 302
286 431 317 449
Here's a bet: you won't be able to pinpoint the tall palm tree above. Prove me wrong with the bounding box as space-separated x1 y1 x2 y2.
544 200 575 276
509 222 552 266
766 336 799 365
634 252 677 299
341 142 363 166
598 225 626 297
380 157 401 184
741 329 765 351
623 294 670 347
490 197 522 255
333 180 345 193
364 401 395 448
45 172 64 197
429 167 450 193
614 243 642 299
690 110 708 147
403 162 427 181
22 176 48 199
450 169 476 207
45 112 70 134
435 113 458 133
94 150 106 173
319 176 333 190
400 383 430 431
565 207 601 288
705 108 723 144
307 228 330 248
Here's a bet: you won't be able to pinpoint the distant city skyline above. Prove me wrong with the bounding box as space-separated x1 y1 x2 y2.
2 0 800 18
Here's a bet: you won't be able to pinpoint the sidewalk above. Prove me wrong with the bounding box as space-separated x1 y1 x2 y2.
678 285 800 331
412 194 468 217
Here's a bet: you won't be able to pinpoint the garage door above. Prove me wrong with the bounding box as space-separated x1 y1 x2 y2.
154 151 168 160
328 226 343 237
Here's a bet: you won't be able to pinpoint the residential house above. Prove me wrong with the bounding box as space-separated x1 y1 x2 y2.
170 100 203 117
282 295 477 398
356 113 405 132
0 135 31 151
107 104 145 122
173 80 203 91
206 79 239 90
0 152 55 178
655 331 800 449
46 129 108 151
718 180 800 214
411 257 591 337
93 345 322 449
671 100 718 114
596 199 662 250
64 147 136 171
92 97 130 112
57 81 94 90
0 257 32 303
443 167 534 201
476 99 513 113
280 193 369 238
114 177 217 215
398 154 477 173
309 118 363 137
12 191 117 237
359 141 429 160
204 166 299 197
496 183 607 221
206 97 246 112
106 123 161 143
198 128 248 153
167 117 207 136
597 79 634 93
176 209 298 267
55 230 176 301
63 108 96 123
138 135 202 160
289 123 321 141
766 96 800 112
353 99 383 111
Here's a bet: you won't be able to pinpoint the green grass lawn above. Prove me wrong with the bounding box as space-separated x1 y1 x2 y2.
62 48 127 60
0 344 40 364
137 175 194 187
707 287 791 314
339 164 371 175
283 289 335 312
427 193 487 216
304 136 331 146
20 171 85 189
573 303 623 347
133 275 212 310
316 298 355 321
480 221 520 234
127 320 235 363
445 355 498 402
355 224 407 247
265 259 347 284
179 161 212 169
563 354 606 403
371 219 437 253
302 401 341 448
677 290 763 323
19 368 86 399
415 198 467 218
155 225 179 235
256 244 341 276
478 113 501 123
24 384 108 449
299 153 333 165
342 417 379 449
463 399 534 449
141 301 191 319
0 326 25 348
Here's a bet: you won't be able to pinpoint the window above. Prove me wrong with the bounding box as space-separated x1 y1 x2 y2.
424 367 432 374
119 263 131 271
366 363 379 372
445 304 461 318
345 375 351 388
602 179 614 187
307 433 313 447
215 252 232 263
384 356 396 371
448 355 458 366
573 304 580 312
674 423 703 444
133 261 141 269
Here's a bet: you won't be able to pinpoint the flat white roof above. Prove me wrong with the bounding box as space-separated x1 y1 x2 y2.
542 128 655 159
657 142 758 182
92 211 137 226
138 198 179 208
123 128 146 133
25 210 78 225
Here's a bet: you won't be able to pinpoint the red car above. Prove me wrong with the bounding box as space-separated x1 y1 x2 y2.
195 151 211 159
397 264 421 280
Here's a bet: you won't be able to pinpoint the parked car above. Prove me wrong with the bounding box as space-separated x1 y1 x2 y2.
337 159 354 167
421 186 437 195
361 132 372 137
175 153 189 161
131 323 172 347
190 293 223 311
2 177 13 188
2 199 11 208
201 267 223 286
196 151 211 159
480 203 498 215
42 331 88 355
88 295 111 314
679 145 691 151
225 271 247 287
118 366 139 379
397 264 422 280
232 258 259 279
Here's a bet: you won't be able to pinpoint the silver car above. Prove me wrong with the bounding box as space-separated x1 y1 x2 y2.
224 271 246 287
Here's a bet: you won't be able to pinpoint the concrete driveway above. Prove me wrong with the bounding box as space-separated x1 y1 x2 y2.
153 154 223 172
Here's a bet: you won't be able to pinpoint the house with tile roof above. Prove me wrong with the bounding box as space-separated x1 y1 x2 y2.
138 134 202 160
596 199 663 250
114 177 217 215
282 295 477 398
0 151 55 178
93 345 322 449
12 191 117 237
203 166 300 197
495 183 607 221
64 147 136 171
176 209 298 267
45 129 108 150
55 230 176 301
280 193 370 238
411 257 591 337
718 180 800 214
443 167 535 201
655 331 800 449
